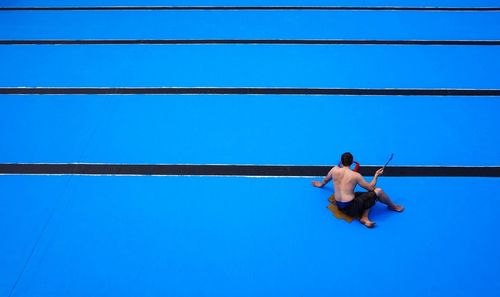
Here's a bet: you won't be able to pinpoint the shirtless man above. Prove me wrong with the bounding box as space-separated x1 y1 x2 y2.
312 152 404 228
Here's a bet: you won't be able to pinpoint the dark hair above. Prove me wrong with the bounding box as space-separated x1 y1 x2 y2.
341 152 354 166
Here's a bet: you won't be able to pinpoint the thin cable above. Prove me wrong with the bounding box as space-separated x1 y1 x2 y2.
6 175 73 297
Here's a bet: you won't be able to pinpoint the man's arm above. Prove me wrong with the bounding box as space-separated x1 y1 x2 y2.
312 170 333 188
357 168 384 191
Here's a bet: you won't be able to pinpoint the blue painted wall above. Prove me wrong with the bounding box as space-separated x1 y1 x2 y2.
2 0 500 7
1 95 499 166
1 5 499 166
1 45 499 88
1 2 500 297
2 10 500 40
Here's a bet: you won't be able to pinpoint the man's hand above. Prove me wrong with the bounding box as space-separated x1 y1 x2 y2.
312 181 324 188
375 168 384 176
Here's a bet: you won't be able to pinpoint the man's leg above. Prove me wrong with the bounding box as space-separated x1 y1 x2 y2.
359 209 375 228
374 188 404 212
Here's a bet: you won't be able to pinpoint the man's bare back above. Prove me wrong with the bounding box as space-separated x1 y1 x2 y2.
329 166 361 202
311 152 403 228
313 166 381 202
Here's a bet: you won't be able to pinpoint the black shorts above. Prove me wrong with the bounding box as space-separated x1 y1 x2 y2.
337 191 377 218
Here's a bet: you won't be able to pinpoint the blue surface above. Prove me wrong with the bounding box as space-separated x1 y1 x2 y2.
1 45 500 88
2 10 500 40
0 176 71 297
1 3 500 297
1 175 499 297
2 0 499 7
1 95 500 166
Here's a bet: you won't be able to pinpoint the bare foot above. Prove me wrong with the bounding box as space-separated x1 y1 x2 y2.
388 205 405 212
360 218 376 228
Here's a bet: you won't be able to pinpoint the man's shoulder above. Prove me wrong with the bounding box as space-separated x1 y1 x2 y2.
330 166 341 172
351 170 362 176
348 170 362 180
327 166 339 176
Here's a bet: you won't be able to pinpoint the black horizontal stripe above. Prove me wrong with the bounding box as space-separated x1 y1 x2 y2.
0 163 498 177
1 87 499 96
1 39 499 46
1 6 499 11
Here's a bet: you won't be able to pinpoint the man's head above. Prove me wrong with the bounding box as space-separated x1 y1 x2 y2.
341 152 354 167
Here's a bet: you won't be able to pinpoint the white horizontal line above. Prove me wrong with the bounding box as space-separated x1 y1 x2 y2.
0 173 314 178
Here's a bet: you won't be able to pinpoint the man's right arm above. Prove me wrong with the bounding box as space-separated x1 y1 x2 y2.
312 168 334 188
